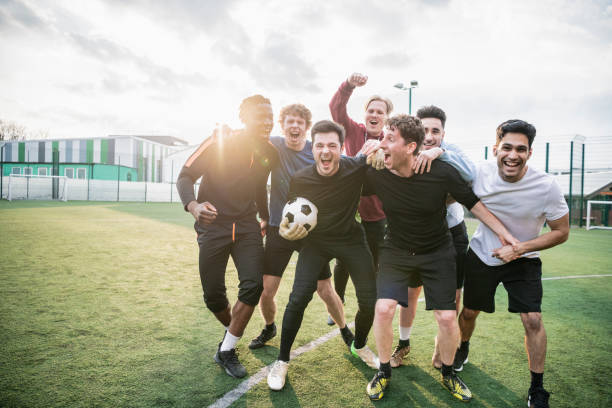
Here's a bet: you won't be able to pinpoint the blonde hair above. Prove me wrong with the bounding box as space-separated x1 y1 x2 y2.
364 95 393 114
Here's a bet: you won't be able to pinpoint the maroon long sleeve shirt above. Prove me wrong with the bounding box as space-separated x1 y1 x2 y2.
329 80 386 222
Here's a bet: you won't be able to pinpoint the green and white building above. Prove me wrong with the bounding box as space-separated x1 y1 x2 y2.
1 135 188 183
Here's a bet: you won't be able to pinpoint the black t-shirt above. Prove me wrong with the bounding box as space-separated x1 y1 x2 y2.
177 131 278 223
288 156 367 241
365 160 479 253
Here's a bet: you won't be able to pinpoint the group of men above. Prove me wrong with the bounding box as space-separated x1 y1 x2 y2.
177 73 569 407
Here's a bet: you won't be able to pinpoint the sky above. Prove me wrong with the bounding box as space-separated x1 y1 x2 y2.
1 0 611 153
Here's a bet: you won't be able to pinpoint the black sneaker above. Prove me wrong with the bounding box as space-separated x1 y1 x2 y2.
248 326 277 349
527 387 550 408
214 347 247 378
453 346 469 372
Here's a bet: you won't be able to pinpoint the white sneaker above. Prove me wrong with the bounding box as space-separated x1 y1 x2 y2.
267 360 289 391
351 342 380 369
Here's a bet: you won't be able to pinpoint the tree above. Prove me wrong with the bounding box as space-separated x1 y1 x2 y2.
0 119 27 141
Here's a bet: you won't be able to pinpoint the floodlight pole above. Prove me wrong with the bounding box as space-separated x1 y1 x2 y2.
393 80 419 115
0 143 4 200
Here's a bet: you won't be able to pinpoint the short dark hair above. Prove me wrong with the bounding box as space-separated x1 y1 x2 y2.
496 119 536 147
239 94 271 123
279 103 312 129
311 120 345 145
416 105 446 128
386 114 424 154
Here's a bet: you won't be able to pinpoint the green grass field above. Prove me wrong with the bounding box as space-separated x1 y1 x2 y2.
1 201 611 407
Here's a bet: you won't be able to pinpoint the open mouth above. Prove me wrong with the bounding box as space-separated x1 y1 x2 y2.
320 158 332 169
368 120 379 127
384 153 391 165
502 160 520 171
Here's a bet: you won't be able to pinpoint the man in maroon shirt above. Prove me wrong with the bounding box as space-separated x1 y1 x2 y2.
328 72 392 313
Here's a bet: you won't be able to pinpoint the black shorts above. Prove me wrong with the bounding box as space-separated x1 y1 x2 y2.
406 224 467 290
463 249 543 313
378 239 457 311
263 226 331 280
196 218 264 312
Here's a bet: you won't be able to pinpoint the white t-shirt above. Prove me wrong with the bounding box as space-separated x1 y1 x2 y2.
446 201 464 229
470 161 569 266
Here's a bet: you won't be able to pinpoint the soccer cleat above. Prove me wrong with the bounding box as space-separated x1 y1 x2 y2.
453 346 469 372
267 360 289 391
442 371 472 402
367 370 390 400
214 347 247 378
327 315 335 326
248 325 277 349
390 343 410 368
527 387 550 408
351 341 380 369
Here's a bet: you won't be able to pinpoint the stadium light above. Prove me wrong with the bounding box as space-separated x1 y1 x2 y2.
393 80 419 114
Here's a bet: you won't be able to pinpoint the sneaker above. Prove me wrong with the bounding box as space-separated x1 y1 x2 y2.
214 347 247 378
442 371 472 402
390 343 410 368
248 326 277 349
327 315 335 326
453 346 469 372
351 341 380 369
267 360 289 391
527 387 550 408
366 370 390 400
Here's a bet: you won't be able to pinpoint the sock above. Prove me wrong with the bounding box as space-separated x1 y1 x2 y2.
459 340 469 352
265 322 276 332
379 361 392 378
441 364 453 377
399 325 412 341
530 371 543 389
399 338 410 348
340 326 354 346
353 336 366 349
220 331 240 351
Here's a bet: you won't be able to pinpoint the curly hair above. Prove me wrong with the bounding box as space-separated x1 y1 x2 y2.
416 105 446 128
311 120 345 145
495 119 536 147
279 103 312 129
364 95 394 114
386 114 424 154
239 94 271 124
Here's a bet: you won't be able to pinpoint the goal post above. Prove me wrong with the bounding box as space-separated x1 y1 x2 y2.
7 174 68 201
586 200 612 230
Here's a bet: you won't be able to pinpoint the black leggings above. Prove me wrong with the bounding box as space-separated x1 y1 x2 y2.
333 219 385 302
278 231 377 362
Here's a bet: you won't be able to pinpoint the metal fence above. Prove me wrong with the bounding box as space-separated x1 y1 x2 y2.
2 136 611 226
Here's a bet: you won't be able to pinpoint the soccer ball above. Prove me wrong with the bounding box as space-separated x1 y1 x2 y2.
282 197 318 232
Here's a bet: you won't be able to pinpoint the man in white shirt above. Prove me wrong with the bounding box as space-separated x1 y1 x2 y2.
454 119 569 408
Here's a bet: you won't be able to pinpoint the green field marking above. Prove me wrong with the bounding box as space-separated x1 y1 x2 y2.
1 202 611 407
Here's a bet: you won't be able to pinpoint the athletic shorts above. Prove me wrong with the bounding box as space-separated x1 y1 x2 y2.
378 239 457 310
463 249 543 313
406 224 468 290
263 226 331 280
196 218 264 312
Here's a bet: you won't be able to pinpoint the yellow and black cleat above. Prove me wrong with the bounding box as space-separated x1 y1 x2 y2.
442 372 472 402
367 371 390 401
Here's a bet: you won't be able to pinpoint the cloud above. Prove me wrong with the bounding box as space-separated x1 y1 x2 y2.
366 51 413 68
0 0 47 31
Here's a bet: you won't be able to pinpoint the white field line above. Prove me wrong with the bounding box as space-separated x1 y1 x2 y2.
207 274 612 408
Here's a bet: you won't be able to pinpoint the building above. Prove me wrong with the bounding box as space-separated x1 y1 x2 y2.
1 135 188 183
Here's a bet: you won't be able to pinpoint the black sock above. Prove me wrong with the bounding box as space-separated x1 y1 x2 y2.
340 326 354 346
459 340 469 352
530 371 543 389
265 323 276 332
380 361 392 378
441 364 453 377
399 338 410 348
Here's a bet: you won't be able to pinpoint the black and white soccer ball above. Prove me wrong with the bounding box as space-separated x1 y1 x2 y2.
282 197 318 232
